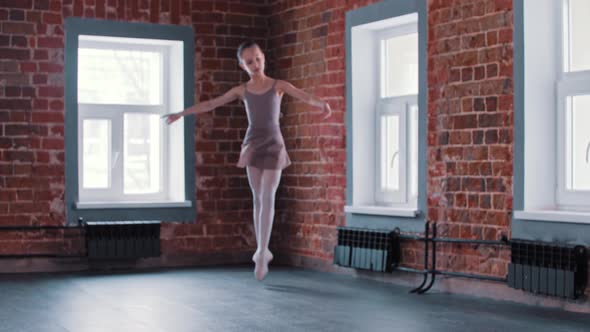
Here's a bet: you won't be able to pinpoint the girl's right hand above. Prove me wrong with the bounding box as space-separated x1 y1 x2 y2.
162 112 182 125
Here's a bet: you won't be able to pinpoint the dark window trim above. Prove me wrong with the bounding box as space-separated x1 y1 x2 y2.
345 0 427 232
512 1 590 245
64 17 196 225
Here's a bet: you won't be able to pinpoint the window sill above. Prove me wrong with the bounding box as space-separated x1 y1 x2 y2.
514 210 590 224
344 205 419 217
76 200 192 210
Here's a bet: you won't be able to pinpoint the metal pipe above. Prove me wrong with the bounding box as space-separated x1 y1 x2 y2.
396 267 507 283
0 226 83 231
399 233 508 245
419 222 437 294
399 234 426 241
0 254 85 259
410 222 429 293
434 270 507 282
399 223 510 294
432 238 507 245
396 266 428 274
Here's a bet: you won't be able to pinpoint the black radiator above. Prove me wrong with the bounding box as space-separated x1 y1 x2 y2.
333 227 400 272
85 221 161 259
508 239 587 299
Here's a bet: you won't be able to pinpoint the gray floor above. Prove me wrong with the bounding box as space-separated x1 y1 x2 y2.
0 265 588 332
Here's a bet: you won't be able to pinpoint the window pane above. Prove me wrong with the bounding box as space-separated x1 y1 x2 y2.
124 113 161 194
567 95 590 190
382 33 418 98
78 48 162 105
83 119 110 189
568 0 590 72
381 115 400 191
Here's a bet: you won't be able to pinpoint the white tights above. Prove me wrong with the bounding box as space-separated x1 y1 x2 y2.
246 166 282 280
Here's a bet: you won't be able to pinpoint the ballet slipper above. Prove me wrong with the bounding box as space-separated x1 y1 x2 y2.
252 250 264 281
253 250 273 281
254 262 268 280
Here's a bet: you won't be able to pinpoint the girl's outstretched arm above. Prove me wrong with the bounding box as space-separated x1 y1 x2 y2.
276 80 332 119
163 85 243 124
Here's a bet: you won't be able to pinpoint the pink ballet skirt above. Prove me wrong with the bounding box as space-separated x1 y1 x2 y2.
237 126 291 170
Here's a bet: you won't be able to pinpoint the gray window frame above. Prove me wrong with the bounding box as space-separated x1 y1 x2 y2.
64 18 196 225
512 1 590 245
345 0 427 231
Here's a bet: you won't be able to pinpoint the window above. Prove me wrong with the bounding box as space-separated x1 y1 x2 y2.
65 18 195 224
376 26 418 205
77 37 177 203
514 0 590 223
345 11 421 217
557 0 590 209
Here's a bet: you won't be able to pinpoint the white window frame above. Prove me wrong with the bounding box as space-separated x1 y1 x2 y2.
375 24 418 207
376 97 420 205
76 37 177 205
515 0 590 224
345 13 419 217
376 100 406 204
556 0 590 209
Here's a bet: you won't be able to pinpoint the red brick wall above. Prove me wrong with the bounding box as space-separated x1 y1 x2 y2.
427 0 513 277
267 0 515 277
0 0 527 282
266 0 378 268
172 0 269 258
2 0 588 305
0 0 268 260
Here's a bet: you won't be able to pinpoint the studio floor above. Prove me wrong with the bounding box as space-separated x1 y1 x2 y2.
0 265 588 332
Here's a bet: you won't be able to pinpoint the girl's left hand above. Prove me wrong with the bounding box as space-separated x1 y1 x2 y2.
162 112 182 125
322 101 332 120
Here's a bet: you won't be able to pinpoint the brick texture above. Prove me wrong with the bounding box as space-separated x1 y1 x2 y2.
0 0 268 258
267 0 514 277
267 0 381 267
426 0 513 278
176 0 269 258
1 0 584 299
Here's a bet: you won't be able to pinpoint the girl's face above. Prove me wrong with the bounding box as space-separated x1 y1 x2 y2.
239 46 265 77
